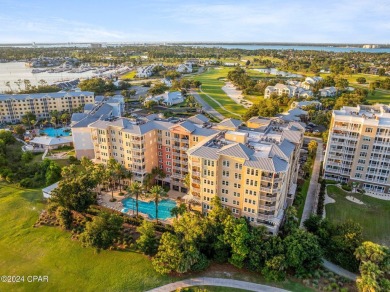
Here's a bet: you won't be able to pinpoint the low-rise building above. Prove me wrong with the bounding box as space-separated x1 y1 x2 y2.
319 86 337 97
177 63 193 73
144 91 184 106
301 76 323 90
264 84 313 99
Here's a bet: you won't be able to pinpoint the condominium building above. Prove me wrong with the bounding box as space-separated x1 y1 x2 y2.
77 114 217 192
0 91 94 123
187 118 304 234
324 104 390 195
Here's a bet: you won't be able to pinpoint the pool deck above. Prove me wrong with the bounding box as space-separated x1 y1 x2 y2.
97 189 176 224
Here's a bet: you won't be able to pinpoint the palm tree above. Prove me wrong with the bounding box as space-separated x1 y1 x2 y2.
170 203 187 219
128 181 143 216
149 185 167 224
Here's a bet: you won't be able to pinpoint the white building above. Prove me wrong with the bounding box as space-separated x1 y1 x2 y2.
301 76 323 90
144 91 184 106
265 84 313 99
177 63 193 73
319 86 337 97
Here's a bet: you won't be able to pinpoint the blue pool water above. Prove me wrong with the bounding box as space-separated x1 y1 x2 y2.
41 127 70 137
122 198 176 220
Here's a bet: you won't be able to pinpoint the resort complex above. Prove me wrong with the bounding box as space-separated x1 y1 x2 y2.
0 91 94 123
70 111 304 233
324 104 390 195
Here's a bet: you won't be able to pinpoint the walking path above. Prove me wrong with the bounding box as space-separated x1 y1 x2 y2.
300 139 323 226
147 277 288 292
198 85 242 118
190 89 225 121
322 260 358 281
221 81 253 108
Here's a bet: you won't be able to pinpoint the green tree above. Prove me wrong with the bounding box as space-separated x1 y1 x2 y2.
136 220 158 255
13 125 26 137
356 77 367 84
354 241 390 292
149 185 168 223
170 203 187 219
223 216 251 268
50 173 97 212
20 112 37 128
152 232 183 274
308 140 318 155
284 229 323 276
127 181 143 216
80 212 123 250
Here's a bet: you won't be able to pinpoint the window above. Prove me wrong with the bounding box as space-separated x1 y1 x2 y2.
234 173 241 179
222 170 230 177
222 160 230 167
363 136 371 141
361 145 369 150
359 152 367 157
365 128 373 133
235 163 242 169
356 166 364 171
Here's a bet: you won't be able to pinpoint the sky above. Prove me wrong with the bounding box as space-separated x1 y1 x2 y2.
0 0 389 44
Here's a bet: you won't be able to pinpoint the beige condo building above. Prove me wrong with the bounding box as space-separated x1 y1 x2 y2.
324 104 390 195
187 118 304 234
0 91 94 123
85 114 217 191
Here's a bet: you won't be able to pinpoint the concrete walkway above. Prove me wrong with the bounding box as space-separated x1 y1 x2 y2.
300 139 323 227
322 260 358 281
199 85 242 118
147 277 289 292
190 89 225 121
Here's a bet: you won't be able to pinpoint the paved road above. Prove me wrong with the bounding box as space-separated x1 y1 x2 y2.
147 277 289 292
300 138 324 226
322 259 358 281
190 89 225 121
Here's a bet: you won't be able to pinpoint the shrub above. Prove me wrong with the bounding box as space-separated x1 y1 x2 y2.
191 253 209 272
341 184 352 191
56 207 73 230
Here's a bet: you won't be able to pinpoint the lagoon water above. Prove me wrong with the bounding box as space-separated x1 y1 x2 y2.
0 62 96 92
186 44 390 53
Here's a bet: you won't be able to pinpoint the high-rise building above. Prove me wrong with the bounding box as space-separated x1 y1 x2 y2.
79 114 217 192
0 91 94 123
324 104 390 195
187 118 304 234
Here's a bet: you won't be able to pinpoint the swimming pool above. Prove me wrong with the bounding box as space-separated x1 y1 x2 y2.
40 127 71 137
121 198 176 220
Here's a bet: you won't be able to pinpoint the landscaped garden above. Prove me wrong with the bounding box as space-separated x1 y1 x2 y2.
325 185 390 246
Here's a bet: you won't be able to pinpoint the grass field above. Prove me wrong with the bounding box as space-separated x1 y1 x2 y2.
120 71 136 80
0 183 312 292
192 68 247 118
0 184 171 292
325 185 390 246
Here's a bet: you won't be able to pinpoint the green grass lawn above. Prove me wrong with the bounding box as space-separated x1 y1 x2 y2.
120 71 136 80
192 68 247 118
0 183 313 292
0 183 172 292
326 185 390 246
